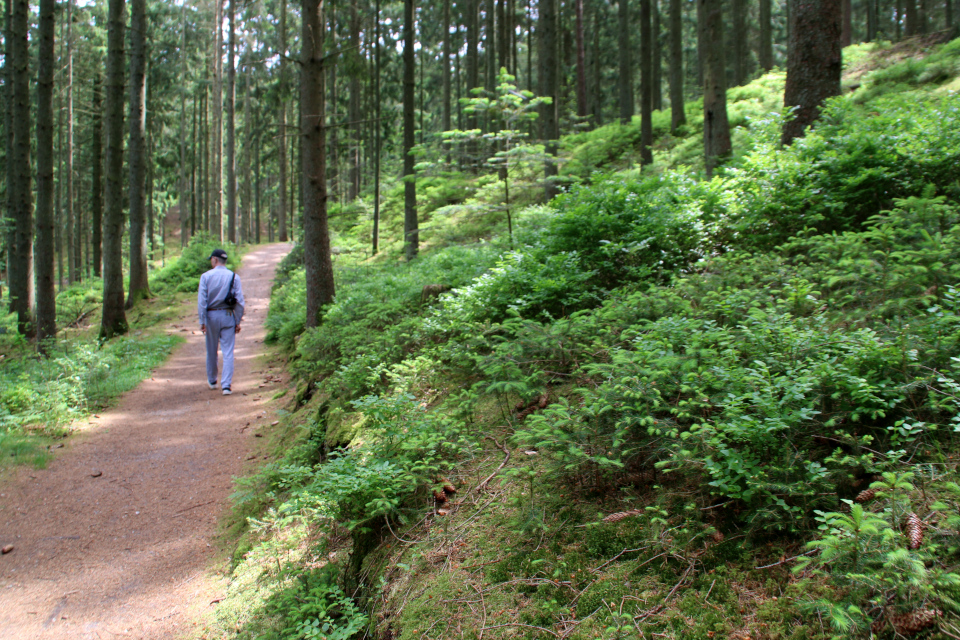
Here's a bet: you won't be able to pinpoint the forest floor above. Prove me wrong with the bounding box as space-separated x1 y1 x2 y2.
0 242 291 640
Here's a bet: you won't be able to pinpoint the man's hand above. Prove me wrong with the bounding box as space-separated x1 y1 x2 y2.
200 324 206 334
235 323 242 334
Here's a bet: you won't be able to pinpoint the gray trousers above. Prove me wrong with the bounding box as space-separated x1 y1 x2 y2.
205 309 237 389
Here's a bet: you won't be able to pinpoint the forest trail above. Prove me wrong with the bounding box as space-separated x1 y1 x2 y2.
0 242 292 640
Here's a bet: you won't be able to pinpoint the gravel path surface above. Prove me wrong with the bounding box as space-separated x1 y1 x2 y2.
0 242 292 640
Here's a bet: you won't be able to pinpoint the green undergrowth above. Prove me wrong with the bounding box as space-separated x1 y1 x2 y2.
214 40 960 640
0 233 241 469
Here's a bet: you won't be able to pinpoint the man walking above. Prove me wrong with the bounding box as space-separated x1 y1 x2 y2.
198 248 245 395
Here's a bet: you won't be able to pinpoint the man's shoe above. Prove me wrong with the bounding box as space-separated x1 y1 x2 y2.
222 387 232 395
208 381 217 390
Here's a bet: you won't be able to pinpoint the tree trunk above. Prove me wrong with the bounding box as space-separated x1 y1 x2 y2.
278 0 288 241
35 0 56 348
8 0 32 334
669 0 686 131
540 0 559 198
212 0 223 240
242 62 252 243
180 3 189 247
781 0 841 145
67 0 77 284
759 0 773 69
403 0 418 260
575 0 588 117
866 0 877 40
486 0 496 96
373 0 381 254
841 0 852 45
254 78 261 244
698 0 732 176
226 0 237 243
127 0 150 309
732 0 746 85
618 0 634 123
91 71 103 278
442 0 452 160
302 0 335 326
653 0 662 110
905 0 917 34
349 0 362 200
466 0 479 167
590 0 603 125
101 0 128 338
640 0 653 164
498 0 509 74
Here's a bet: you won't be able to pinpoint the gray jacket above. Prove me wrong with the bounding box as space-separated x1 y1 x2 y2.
198 265 245 326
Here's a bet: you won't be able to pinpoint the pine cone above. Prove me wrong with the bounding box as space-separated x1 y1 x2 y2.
515 400 526 412
906 512 924 549
856 488 878 503
603 509 642 523
889 608 942 635
870 614 888 634
538 394 549 409
433 490 448 505
440 478 457 496
711 531 725 543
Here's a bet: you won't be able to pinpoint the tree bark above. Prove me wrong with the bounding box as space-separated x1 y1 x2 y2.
618 0 634 123
841 0 852 45
35 0 56 348
540 0 559 198
781 0 841 146
698 0 731 176
66 0 77 284
372 0 381 254
91 71 103 278
127 0 150 309
101 0 128 338
640 0 653 164
442 0 452 161
905 0 917 35
759 0 773 69
180 3 189 247
486 0 496 96
732 0 746 85
466 0 479 167
278 0 288 241
348 0 362 200
211 0 223 240
669 0 686 131
8 0 32 334
403 0 418 260
575 0 588 117
866 0 877 40
242 62 252 242
226 0 237 243
653 0 662 110
302 0 335 326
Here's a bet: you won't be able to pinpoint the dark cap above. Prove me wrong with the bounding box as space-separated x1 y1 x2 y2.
208 248 228 261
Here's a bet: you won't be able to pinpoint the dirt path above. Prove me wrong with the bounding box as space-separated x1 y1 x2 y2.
0 242 292 640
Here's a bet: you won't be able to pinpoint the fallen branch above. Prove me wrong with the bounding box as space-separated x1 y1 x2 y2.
475 436 511 492
755 549 816 570
480 623 559 638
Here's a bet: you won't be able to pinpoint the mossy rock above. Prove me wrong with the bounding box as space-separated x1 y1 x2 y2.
323 406 370 448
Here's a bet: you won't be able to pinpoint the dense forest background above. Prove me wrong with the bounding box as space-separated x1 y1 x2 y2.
3 0 960 638
2 0 955 343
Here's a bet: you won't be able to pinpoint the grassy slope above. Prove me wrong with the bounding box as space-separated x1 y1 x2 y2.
204 37 960 640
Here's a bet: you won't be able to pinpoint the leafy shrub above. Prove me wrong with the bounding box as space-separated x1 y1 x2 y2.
512 196 960 533
796 473 960 636
150 233 239 295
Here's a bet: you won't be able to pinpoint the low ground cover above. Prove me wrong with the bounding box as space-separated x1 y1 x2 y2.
210 38 960 640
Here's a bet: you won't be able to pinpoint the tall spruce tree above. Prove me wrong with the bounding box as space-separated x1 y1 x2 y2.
101 0 128 338
782 0 842 145
127 0 151 308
